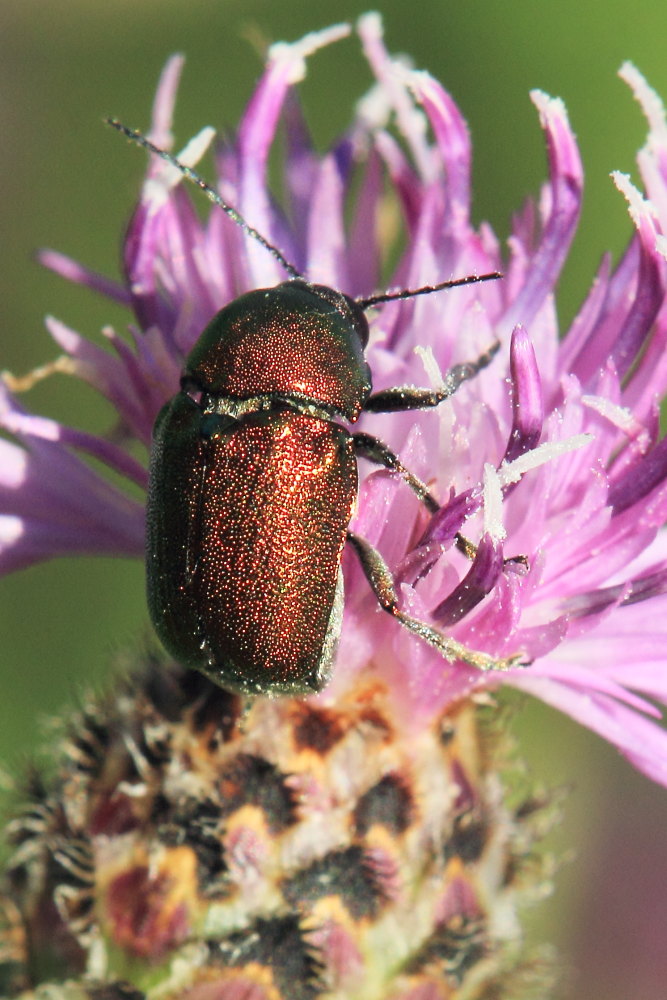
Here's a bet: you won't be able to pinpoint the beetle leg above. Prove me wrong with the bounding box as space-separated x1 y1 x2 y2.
352 433 485 564
353 433 439 513
347 531 526 672
364 341 499 413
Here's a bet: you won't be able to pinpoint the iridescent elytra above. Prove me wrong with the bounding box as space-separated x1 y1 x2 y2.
111 120 518 696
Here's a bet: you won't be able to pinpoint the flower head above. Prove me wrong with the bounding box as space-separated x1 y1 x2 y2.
4 22 667 773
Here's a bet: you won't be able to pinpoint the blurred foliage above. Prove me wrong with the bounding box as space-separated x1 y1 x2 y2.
2 3 667 998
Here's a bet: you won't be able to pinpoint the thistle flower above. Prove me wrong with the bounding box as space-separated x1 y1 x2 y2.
2 13 667 999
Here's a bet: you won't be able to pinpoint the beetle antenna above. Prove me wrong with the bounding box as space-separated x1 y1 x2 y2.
356 271 502 310
106 118 303 281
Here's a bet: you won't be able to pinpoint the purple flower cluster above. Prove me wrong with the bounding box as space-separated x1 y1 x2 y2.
3 16 667 782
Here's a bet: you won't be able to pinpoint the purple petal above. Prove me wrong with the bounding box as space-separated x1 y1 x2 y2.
609 435 667 513
503 326 544 463
37 250 131 305
0 433 143 573
432 533 504 625
510 675 667 786
420 489 481 546
45 317 162 445
237 23 351 286
558 253 612 375
410 70 471 217
282 95 318 262
373 131 422 232
358 13 434 182
0 383 147 490
609 173 665 378
563 564 667 619
305 149 350 289
347 148 384 298
148 53 185 148
501 92 583 337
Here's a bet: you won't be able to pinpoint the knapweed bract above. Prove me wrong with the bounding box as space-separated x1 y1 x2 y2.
2 14 667 1000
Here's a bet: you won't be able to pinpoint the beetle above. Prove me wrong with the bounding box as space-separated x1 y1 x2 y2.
110 120 521 696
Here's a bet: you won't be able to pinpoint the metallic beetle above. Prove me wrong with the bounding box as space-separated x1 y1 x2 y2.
111 121 517 696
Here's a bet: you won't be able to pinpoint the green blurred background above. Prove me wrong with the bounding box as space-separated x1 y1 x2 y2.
2 1 667 997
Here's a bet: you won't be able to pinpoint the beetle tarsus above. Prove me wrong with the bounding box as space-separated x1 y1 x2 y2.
365 341 500 413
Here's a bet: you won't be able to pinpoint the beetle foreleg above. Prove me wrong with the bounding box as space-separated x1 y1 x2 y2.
364 341 500 413
347 531 526 672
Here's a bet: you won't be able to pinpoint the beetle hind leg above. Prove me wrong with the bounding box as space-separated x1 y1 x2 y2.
347 531 526 672
352 434 530 573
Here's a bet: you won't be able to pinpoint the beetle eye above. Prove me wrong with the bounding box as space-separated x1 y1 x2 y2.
341 295 370 349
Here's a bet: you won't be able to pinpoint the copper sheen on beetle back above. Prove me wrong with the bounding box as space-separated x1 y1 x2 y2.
109 120 525 697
